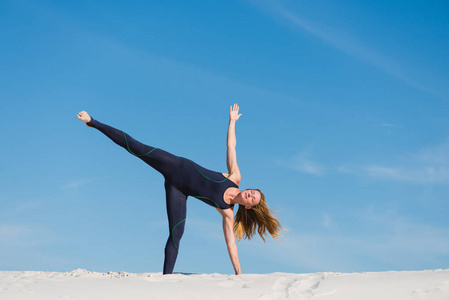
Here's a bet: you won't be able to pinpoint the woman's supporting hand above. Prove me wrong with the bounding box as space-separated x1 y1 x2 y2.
76 111 92 125
229 103 242 121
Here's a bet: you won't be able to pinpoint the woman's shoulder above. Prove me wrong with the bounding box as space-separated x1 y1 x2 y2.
216 207 235 218
222 173 240 186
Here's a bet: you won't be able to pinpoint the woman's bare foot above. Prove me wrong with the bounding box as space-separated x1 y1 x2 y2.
76 111 92 126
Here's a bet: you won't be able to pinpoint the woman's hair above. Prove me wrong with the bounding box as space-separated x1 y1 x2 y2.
233 189 283 242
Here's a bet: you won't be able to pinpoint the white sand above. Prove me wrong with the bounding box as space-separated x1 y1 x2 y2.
0 268 448 300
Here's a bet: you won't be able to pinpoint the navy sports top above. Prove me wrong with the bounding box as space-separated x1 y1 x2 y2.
171 158 239 210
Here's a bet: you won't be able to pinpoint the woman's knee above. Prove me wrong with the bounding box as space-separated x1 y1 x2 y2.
169 220 185 251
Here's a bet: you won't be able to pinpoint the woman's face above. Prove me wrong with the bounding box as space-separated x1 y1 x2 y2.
240 189 261 209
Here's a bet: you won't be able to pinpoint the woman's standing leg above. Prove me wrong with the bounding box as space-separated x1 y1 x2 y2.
163 182 187 274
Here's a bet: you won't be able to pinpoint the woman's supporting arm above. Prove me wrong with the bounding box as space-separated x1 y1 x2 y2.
219 209 242 275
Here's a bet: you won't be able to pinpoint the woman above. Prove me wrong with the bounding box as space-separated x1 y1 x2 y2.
76 104 282 275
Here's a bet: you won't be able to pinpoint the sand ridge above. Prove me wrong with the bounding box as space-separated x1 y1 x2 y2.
0 268 448 300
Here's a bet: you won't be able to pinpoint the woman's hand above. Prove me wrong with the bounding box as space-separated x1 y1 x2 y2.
229 103 242 122
76 111 92 126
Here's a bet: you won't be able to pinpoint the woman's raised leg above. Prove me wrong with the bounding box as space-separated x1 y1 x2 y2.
77 111 179 176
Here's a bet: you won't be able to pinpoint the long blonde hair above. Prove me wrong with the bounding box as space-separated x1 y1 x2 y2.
233 189 283 242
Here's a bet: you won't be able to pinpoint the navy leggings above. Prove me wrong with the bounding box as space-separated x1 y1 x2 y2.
87 118 187 274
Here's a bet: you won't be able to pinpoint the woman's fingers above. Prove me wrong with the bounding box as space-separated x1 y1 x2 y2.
76 111 91 124
230 104 241 120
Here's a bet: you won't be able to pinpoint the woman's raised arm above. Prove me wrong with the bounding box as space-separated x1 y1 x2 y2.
226 104 242 181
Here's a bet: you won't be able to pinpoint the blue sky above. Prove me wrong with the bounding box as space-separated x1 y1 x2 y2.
1 0 449 274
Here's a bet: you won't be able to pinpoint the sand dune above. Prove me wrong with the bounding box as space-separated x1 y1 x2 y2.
0 268 448 299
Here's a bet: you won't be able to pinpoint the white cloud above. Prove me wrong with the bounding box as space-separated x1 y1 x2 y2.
364 165 449 184
0 224 50 246
277 150 325 176
5 200 42 215
337 166 353 174
62 178 96 189
414 140 449 165
339 140 449 184
355 208 449 262
322 213 331 228
0 225 22 238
